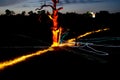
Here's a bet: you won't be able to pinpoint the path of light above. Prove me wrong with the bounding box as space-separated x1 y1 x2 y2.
67 28 109 43
0 47 54 70
0 28 109 71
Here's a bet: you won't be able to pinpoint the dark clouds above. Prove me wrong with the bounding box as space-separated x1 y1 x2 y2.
0 0 26 6
41 0 104 4
60 0 103 4
0 0 108 7
0 0 119 14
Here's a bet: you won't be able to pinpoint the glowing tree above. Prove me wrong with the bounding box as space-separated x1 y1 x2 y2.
36 0 63 46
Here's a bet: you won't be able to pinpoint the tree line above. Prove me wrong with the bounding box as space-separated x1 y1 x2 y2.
0 9 120 44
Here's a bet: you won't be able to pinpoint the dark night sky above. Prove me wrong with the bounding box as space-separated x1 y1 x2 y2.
0 0 120 14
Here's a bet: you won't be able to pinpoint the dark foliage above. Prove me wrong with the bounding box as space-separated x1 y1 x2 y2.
0 10 120 46
0 10 120 78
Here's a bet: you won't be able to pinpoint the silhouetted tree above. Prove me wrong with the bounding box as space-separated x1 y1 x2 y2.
5 9 15 16
21 11 26 16
11 11 15 15
28 11 34 16
5 9 11 16
37 10 45 15
99 11 109 15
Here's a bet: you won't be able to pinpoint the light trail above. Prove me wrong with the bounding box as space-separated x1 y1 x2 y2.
0 28 110 71
79 37 120 43
80 44 109 56
0 47 54 70
0 0 112 71
67 28 109 43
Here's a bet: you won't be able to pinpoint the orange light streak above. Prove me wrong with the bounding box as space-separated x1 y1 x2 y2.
0 0 110 71
67 28 109 43
0 28 109 71
0 47 54 70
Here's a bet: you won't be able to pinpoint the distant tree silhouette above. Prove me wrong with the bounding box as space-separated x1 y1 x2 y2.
5 9 15 16
0 10 120 40
37 10 45 15
99 11 109 15
28 11 34 16
21 11 26 16
11 11 15 15
5 9 11 16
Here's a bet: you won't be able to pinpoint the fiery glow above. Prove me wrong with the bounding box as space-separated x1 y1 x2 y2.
67 28 109 43
0 28 109 71
53 11 58 30
51 10 61 46
48 15 53 20
48 14 61 47
52 27 62 47
0 0 110 71
52 29 60 47
0 47 54 70
50 1 63 46
59 28 109 47
59 42 75 47
36 0 63 47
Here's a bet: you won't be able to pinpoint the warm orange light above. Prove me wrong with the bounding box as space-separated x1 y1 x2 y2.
48 15 53 20
53 13 58 30
0 0 110 71
51 42 59 47
0 28 109 71
51 9 61 46
0 47 54 70
51 9 60 46
67 28 109 43
51 27 62 47
36 0 63 47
